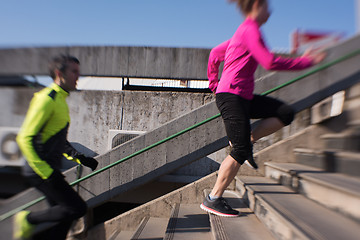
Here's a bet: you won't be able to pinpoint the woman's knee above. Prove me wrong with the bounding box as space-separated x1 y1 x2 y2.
277 104 295 126
230 145 251 165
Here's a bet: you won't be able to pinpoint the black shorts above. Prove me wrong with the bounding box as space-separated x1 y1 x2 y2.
216 93 294 164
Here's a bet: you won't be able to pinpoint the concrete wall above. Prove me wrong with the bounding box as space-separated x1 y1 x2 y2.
0 88 215 155
0 46 211 79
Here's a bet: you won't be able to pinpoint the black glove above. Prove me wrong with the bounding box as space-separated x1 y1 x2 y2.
76 155 98 171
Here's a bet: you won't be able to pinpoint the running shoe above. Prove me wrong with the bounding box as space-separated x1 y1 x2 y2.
200 195 239 217
245 143 258 169
245 153 258 169
13 210 35 239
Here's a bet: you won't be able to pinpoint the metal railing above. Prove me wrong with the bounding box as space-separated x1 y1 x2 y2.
1 48 360 222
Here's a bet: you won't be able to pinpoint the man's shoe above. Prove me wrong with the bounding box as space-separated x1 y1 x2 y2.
13 211 35 239
200 195 239 217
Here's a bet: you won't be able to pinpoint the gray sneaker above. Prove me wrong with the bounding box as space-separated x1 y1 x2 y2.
200 195 239 217
245 153 258 169
245 143 258 169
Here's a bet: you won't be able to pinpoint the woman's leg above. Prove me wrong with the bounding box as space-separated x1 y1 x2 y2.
250 95 295 142
251 117 284 143
200 93 251 217
210 155 240 197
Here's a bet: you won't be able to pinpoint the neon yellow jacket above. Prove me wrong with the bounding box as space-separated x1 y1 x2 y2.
17 83 81 179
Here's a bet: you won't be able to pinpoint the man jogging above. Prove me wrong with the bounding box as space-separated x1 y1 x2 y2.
14 55 98 239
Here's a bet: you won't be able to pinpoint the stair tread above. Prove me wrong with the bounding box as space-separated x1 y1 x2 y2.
131 217 169 239
265 162 322 173
211 190 275 240
239 176 360 240
321 131 360 138
167 204 211 240
294 148 360 159
293 148 324 154
113 230 134 240
300 172 360 197
265 162 360 197
335 151 360 158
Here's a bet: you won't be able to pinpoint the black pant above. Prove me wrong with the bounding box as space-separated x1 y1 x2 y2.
216 93 294 164
26 171 87 240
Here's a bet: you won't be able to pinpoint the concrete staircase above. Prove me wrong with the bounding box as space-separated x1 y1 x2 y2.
255 123 360 239
94 133 360 240
2 35 360 239
86 165 360 240
99 191 276 240
82 91 360 240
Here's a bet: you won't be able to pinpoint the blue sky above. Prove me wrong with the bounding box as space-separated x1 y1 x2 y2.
0 0 357 51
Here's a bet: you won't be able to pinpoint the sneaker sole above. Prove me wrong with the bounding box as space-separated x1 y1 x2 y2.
200 203 239 217
245 160 258 169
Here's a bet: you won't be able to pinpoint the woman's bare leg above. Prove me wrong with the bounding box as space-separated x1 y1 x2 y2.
251 117 284 143
210 155 240 197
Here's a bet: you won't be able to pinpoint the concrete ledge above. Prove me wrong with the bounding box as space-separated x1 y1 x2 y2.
0 46 211 79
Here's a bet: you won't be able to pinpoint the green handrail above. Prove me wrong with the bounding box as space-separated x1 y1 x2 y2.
1 48 360 222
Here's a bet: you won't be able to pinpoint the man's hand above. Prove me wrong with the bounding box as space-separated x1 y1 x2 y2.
76 155 98 171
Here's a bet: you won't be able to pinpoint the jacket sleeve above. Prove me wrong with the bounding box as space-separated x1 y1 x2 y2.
208 40 230 92
244 26 313 71
16 94 55 179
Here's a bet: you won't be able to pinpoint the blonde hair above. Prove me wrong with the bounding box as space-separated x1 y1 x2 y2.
228 0 265 14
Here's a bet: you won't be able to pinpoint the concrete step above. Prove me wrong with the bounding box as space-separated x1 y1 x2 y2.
164 203 212 240
293 148 330 170
108 230 134 240
265 162 322 188
203 190 275 240
299 172 360 222
265 162 360 222
294 148 360 177
237 176 360 240
130 216 168 240
321 130 360 152
332 151 360 177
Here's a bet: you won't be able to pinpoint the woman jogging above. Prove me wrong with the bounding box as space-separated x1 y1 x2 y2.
200 0 326 217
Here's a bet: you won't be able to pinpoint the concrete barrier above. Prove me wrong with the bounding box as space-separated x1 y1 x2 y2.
0 46 211 79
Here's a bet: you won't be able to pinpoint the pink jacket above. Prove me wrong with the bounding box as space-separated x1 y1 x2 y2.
208 17 313 100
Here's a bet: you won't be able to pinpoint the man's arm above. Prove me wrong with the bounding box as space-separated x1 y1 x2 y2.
16 94 55 179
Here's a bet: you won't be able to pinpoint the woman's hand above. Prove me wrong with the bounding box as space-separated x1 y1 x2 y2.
302 47 327 65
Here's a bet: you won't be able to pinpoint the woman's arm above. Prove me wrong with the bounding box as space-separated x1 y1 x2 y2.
208 40 230 92
245 26 314 71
